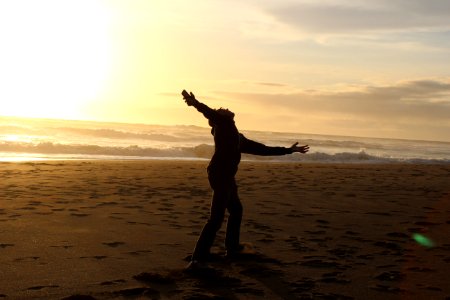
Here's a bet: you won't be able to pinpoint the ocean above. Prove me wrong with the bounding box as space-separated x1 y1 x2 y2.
1 116 449 164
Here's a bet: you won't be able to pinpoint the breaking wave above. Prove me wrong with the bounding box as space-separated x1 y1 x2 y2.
1 141 448 164
1 117 449 164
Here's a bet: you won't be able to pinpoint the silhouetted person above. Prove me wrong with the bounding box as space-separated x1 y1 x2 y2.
182 90 309 269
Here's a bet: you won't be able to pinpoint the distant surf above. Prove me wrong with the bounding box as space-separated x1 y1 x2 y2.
1 116 449 163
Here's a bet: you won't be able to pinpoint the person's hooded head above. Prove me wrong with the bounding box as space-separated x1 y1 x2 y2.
209 108 235 126
217 108 235 119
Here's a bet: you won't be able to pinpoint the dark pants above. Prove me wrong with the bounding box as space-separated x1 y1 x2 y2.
191 173 243 261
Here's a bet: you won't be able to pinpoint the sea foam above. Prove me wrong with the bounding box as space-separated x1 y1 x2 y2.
1 117 449 163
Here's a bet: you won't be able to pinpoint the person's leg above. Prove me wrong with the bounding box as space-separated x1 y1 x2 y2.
191 185 230 262
225 180 243 252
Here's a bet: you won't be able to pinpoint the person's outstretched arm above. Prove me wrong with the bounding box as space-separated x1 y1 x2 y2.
182 90 219 122
240 134 309 156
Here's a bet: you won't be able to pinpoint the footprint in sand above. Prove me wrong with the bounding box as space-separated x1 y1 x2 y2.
79 255 108 261
102 241 125 248
123 205 143 209
134 272 176 285
52 208 65 212
327 246 359 259
26 285 59 291
70 213 90 217
285 236 314 252
124 249 152 256
100 279 127 286
386 232 409 238
414 221 441 226
61 294 96 300
305 230 327 235
320 271 351 284
14 256 40 262
370 284 407 294
300 259 349 270
406 266 436 273
374 271 405 282
421 286 443 292
315 219 330 228
113 287 160 298
290 277 316 293
50 245 73 249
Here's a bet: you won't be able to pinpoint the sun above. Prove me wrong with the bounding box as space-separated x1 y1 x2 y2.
0 0 112 120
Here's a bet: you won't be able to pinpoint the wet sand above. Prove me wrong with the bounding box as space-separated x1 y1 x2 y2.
0 160 449 299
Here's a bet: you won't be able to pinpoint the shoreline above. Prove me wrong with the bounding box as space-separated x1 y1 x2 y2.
1 160 449 299
1 156 449 165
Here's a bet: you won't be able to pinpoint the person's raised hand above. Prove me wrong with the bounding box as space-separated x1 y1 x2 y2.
182 90 197 106
290 142 309 154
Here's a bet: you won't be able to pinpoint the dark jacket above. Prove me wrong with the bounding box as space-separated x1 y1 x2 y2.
192 100 292 178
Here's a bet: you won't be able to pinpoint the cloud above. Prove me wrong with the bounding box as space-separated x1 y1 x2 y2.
218 78 450 140
265 0 450 35
254 82 288 87
257 79 450 120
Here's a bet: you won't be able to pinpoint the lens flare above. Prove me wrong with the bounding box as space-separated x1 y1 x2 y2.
412 233 435 248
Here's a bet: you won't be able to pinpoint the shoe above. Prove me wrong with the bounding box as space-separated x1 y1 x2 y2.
226 243 257 259
225 244 245 259
185 260 210 271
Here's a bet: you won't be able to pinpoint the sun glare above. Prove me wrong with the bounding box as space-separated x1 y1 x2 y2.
0 0 112 120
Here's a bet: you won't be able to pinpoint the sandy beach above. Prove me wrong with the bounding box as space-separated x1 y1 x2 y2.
0 160 449 299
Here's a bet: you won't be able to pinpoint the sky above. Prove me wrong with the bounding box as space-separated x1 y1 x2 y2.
1 0 450 141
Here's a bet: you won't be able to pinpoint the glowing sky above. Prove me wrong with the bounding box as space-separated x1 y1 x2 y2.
1 0 450 141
